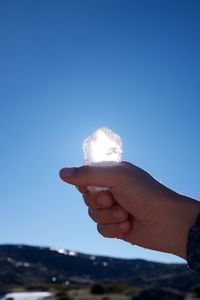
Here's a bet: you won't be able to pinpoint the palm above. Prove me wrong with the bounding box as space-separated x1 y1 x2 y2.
122 216 166 252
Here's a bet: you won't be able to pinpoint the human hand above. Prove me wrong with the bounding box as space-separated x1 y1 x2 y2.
60 162 200 259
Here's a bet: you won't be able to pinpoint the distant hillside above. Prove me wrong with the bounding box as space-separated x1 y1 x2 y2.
0 244 200 292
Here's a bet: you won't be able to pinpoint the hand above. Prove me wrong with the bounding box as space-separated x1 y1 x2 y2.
60 162 200 259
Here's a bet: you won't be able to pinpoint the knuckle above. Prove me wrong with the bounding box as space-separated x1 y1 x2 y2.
97 224 107 237
84 199 89 207
88 208 98 222
82 194 88 202
97 224 103 234
83 195 96 209
97 224 116 238
88 208 93 219
83 197 93 208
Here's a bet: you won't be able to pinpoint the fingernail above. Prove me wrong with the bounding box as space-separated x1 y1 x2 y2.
59 168 76 178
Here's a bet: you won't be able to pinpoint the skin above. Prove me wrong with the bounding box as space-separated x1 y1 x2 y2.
59 162 200 259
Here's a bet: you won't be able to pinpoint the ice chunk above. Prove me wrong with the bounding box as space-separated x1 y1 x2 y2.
83 127 122 165
82 127 122 192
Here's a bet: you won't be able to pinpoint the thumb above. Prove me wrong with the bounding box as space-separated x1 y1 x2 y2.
59 164 124 189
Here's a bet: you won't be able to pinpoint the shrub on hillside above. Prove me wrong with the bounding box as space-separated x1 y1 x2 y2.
55 291 73 300
90 283 105 295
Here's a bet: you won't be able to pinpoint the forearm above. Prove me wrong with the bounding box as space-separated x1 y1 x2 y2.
166 194 200 259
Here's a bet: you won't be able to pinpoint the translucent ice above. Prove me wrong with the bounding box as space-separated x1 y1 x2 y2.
82 127 122 192
83 127 123 165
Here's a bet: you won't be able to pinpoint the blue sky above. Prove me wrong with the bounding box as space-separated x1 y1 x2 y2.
0 0 200 263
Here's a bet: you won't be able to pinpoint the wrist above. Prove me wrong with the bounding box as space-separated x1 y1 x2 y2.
167 194 200 259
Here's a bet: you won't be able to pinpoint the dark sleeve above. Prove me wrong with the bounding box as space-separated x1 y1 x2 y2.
187 213 200 272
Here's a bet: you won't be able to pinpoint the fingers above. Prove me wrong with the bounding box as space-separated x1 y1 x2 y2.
97 221 131 238
59 163 133 239
88 205 128 224
83 190 130 238
83 191 114 209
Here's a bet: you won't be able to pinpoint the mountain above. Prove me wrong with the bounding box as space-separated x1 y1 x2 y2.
0 244 200 292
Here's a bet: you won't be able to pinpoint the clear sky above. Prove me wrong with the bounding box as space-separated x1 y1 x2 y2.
0 0 200 263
